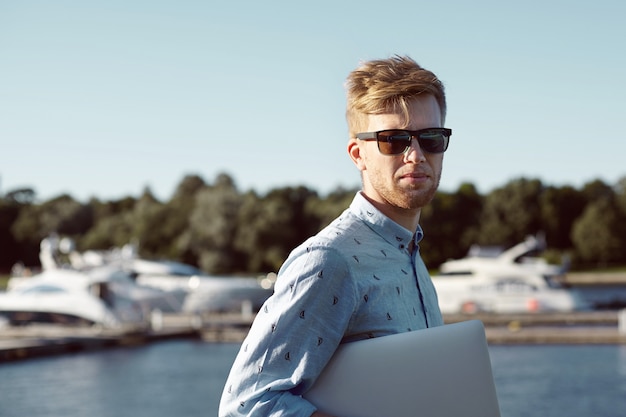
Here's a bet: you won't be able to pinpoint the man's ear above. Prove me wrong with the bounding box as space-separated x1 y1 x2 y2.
348 139 367 171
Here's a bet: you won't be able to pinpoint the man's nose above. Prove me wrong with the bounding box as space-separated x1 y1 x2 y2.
403 137 426 162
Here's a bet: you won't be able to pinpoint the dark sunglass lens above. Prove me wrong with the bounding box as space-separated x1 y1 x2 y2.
378 131 410 155
418 130 448 153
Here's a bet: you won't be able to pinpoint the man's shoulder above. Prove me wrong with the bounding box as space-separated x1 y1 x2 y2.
315 211 373 247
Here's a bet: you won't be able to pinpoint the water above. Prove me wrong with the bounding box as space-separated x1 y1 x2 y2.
1 341 625 417
492 345 626 417
0 340 238 417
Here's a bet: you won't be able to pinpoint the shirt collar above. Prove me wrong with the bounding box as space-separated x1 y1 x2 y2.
349 192 424 252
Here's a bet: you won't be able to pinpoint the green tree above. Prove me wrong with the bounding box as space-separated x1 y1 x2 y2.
420 182 483 267
614 176 626 216
10 194 93 266
79 197 137 250
185 174 243 273
571 196 626 267
477 178 544 246
0 199 23 270
305 187 356 231
131 188 169 257
580 179 614 203
235 186 320 272
539 185 586 249
168 174 208 263
12 195 87 244
171 174 207 199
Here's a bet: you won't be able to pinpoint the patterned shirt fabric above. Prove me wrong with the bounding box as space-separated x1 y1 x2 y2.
218 191 444 417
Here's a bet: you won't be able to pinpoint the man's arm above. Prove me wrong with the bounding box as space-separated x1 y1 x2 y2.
220 245 356 416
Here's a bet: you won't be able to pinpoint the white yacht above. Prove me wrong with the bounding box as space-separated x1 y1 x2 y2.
432 235 589 314
66 241 275 314
0 268 147 328
1 237 182 328
127 259 275 314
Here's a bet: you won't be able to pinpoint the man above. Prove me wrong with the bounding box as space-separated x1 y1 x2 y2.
219 55 451 417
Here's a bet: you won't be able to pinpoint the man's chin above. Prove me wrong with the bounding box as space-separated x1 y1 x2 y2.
404 188 437 209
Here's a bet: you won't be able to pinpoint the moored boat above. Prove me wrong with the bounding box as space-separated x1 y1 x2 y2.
0 268 147 329
432 235 589 314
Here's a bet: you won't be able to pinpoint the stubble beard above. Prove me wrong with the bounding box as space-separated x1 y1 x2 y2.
397 181 439 210
369 173 441 211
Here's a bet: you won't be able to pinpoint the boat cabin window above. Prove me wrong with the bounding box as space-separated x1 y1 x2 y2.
19 284 66 294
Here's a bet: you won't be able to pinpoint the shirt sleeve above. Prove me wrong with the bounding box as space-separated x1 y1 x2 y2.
218 242 358 417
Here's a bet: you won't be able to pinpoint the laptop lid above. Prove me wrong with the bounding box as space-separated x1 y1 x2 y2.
304 320 501 417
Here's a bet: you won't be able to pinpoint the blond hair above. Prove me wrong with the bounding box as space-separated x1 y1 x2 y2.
345 55 447 138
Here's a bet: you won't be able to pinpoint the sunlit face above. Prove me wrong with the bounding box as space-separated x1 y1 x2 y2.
348 95 444 222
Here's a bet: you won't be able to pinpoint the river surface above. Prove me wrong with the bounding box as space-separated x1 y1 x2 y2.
1 340 625 417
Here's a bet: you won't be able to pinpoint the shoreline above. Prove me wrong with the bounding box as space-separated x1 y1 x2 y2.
2 310 625 363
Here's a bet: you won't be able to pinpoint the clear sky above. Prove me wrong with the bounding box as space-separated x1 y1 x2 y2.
1 0 624 202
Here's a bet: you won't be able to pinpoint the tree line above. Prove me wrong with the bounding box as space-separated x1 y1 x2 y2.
1 172 626 275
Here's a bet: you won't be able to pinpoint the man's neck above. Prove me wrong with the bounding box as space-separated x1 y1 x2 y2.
359 192 421 232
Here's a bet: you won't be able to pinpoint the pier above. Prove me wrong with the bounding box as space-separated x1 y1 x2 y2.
446 311 626 345
1 310 626 363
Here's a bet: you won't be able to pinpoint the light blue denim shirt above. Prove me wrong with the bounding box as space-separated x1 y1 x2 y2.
219 192 443 417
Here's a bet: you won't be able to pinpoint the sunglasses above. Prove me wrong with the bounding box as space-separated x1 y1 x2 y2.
356 128 451 155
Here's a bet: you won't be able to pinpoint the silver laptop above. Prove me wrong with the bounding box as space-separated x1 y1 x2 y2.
304 320 501 417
